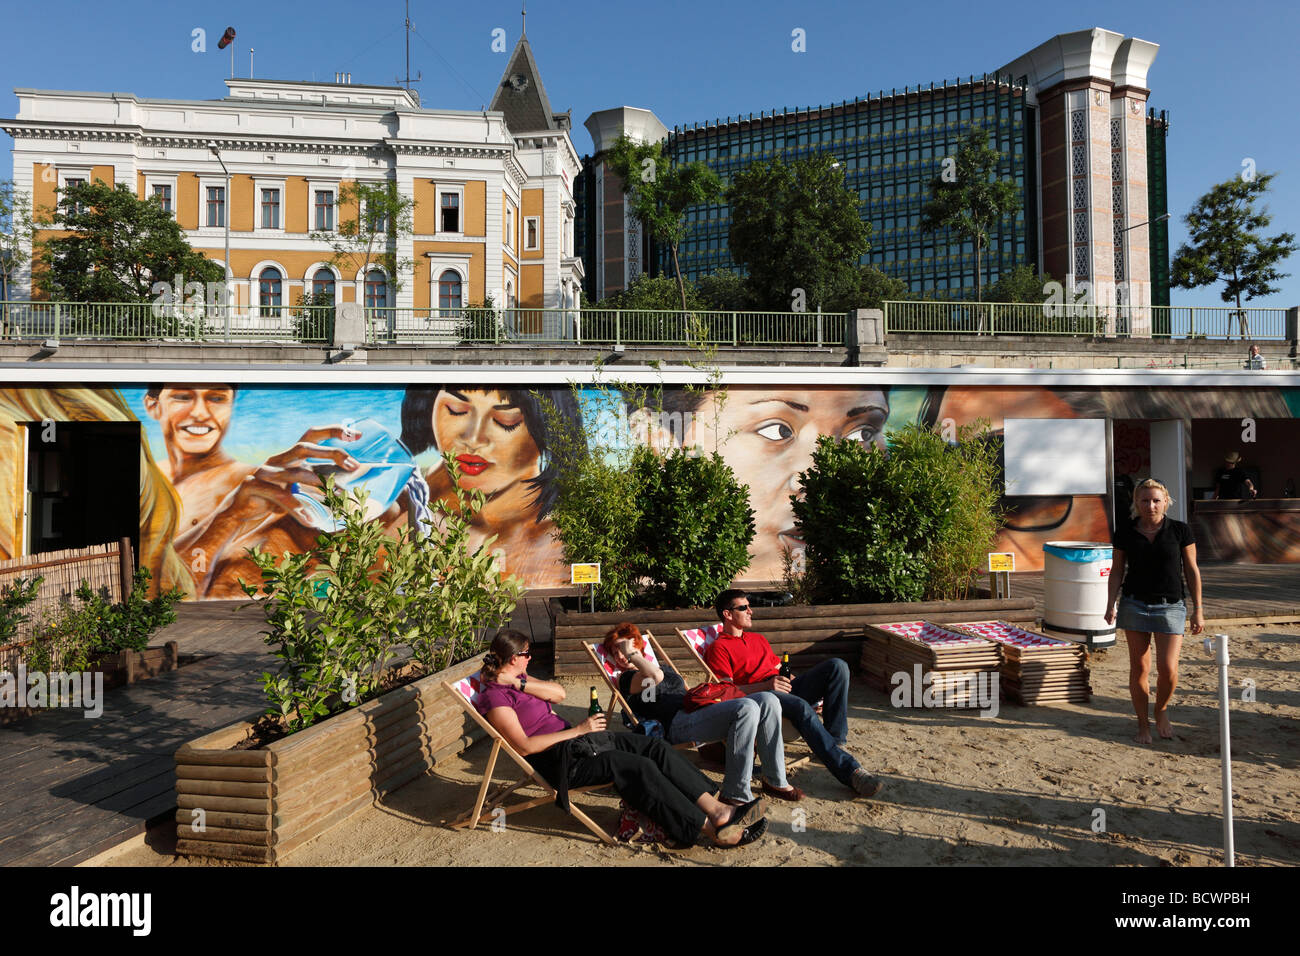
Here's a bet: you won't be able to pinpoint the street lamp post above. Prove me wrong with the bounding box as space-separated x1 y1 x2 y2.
207 141 232 340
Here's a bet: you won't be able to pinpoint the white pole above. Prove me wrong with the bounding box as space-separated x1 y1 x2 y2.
1207 633 1235 866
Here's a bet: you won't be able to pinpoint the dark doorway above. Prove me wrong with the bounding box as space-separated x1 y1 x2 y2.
25 421 140 561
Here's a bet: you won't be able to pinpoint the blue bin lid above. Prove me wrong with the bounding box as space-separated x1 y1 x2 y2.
1043 541 1113 563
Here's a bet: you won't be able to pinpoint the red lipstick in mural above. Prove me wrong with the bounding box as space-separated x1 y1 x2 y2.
456 455 489 476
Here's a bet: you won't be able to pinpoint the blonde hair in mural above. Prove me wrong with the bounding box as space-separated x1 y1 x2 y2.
0 387 195 597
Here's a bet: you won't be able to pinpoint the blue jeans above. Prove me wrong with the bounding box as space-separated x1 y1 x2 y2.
668 693 787 802
772 658 860 786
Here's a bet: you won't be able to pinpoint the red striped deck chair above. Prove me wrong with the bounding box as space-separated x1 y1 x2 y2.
443 671 615 845
583 632 696 750
674 623 724 682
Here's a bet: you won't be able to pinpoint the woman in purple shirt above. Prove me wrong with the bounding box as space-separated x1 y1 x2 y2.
475 629 767 848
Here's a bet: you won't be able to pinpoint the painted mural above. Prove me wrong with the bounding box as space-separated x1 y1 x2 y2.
2 381 1299 598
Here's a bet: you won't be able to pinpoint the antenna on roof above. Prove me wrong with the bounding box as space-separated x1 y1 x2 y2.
397 0 422 91
522 2 527 37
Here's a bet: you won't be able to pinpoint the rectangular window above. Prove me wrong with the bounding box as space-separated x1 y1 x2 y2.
364 195 389 234
206 186 226 227
440 192 460 233
151 184 172 213
314 190 334 230
62 177 87 215
261 188 281 229
524 216 540 251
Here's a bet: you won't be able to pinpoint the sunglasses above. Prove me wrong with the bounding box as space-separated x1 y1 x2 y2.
514 650 532 659
728 604 750 614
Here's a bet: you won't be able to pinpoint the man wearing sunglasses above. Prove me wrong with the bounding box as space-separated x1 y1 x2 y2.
706 589 885 799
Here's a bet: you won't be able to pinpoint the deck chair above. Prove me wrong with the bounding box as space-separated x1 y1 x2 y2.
674 623 723 682
675 623 811 772
442 671 615 845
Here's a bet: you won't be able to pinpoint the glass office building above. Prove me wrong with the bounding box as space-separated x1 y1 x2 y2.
576 28 1171 312
661 76 1034 300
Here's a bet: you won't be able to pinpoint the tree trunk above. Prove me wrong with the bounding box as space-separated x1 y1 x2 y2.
670 242 688 315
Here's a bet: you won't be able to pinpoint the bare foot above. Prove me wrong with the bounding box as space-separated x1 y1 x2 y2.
1155 714 1174 739
1135 724 1152 744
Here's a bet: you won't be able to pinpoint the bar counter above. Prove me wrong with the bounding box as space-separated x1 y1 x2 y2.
1192 498 1300 563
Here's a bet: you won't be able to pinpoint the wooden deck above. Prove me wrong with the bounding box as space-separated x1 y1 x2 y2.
0 596 561 867
1008 562 1300 626
3 567 1298 867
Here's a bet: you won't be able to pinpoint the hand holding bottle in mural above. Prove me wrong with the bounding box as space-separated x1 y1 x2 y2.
175 420 371 598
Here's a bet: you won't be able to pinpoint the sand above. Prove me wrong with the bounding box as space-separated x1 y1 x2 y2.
92 623 1300 867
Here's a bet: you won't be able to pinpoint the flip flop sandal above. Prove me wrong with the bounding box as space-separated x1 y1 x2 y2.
716 796 767 844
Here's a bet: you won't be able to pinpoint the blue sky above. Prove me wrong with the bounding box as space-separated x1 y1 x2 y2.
3 0 1298 307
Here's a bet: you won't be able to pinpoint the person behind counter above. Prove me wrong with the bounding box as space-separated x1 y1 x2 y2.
1214 451 1257 500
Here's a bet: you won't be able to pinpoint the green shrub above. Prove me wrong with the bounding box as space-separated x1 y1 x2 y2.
242 474 522 733
23 568 184 675
793 424 1002 604
633 448 755 608
0 575 42 646
546 443 647 612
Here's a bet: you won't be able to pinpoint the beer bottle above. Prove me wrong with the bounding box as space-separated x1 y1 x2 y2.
588 686 602 717
778 654 793 679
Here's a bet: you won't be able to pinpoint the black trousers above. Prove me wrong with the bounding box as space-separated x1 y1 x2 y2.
534 734 711 845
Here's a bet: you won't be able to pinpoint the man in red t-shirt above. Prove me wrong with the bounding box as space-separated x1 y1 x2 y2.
705 589 884 798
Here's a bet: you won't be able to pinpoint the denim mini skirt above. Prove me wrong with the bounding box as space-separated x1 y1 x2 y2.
1117 595 1187 634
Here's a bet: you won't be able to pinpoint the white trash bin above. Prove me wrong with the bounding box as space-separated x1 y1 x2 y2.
1042 541 1116 649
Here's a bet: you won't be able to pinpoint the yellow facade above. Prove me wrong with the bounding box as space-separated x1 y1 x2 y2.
521 188 544 260
177 173 200 231
231 175 254 232
32 163 56 221
286 177 309 234
520 263 545 307
91 165 113 186
464 181 485 236
413 241 485 309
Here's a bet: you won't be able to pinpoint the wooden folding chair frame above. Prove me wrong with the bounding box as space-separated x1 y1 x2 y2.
442 680 616 845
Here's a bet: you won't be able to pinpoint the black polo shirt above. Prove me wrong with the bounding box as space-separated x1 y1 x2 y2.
1115 518 1195 602
618 664 688 725
1215 466 1249 499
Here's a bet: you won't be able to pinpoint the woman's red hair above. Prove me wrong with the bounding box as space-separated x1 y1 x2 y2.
603 622 644 657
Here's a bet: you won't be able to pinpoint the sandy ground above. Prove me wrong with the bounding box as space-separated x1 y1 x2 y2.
94 623 1300 867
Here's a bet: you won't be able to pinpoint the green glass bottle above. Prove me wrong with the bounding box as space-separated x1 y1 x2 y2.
588 686 602 717
778 654 793 679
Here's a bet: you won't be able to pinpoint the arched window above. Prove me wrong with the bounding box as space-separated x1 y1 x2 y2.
259 266 283 316
505 280 515 309
438 270 462 311
364 269 387 311
311 268 335 302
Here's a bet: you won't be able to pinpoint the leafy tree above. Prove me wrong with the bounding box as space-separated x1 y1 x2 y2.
592 273 703 312
920 127 1021 302
728 155 871 312
986 264 1055 303
1171 173 1297 323
603 134 723 313
39 182 223 302
852 265 909 309
314 180 415 303
292 289 335 342
0 180 34 302
695 268 753 311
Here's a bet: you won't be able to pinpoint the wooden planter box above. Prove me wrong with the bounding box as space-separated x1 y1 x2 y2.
552 597 1037 676
94 640 180 690
173 655 486 865
0 640 180 725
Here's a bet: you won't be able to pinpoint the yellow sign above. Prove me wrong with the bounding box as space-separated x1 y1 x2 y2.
571 563 601 585
988 553 1015 573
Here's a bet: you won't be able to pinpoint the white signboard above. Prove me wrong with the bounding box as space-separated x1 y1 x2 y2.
1003 418 1107 496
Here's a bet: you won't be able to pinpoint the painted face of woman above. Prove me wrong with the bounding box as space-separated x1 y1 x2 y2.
432 389 541 498
686 387 889 578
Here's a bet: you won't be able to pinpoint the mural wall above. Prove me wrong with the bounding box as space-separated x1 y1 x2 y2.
1 381 1297 598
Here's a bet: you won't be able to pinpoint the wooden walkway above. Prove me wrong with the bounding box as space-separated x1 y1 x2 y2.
0 596 560 867
3 567 1297 867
